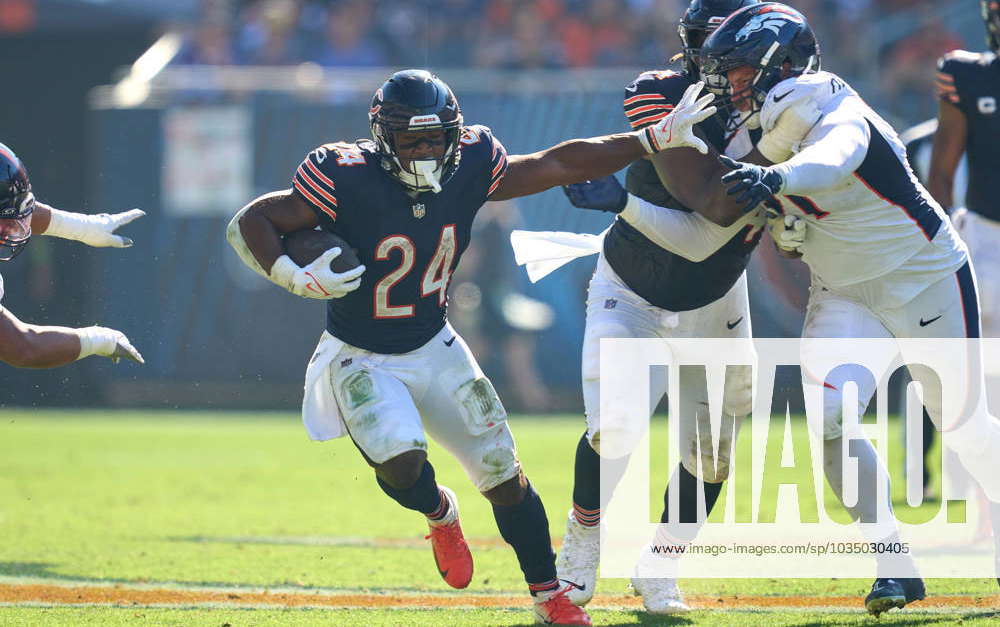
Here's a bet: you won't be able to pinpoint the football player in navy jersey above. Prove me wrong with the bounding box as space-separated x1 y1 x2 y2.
226 68 715 626
931 0 1000 340
0 143 144 368
549 0 774 614
929 0 1000 587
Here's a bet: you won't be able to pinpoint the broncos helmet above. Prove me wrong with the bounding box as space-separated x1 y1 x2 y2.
0 143 34 262
699 2 820 131
369 69 463 194
678 0 761 77
983 0 1000 52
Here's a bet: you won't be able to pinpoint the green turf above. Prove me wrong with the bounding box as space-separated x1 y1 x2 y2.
0 606 998 626
1 410 997 626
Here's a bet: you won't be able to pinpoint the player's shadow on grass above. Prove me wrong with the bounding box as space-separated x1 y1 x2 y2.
0 561 254 591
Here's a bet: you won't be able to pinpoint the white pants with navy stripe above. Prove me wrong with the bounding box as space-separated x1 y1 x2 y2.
580 252 753 482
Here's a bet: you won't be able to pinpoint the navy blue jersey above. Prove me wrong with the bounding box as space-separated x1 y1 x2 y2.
603 70 760 312
292 125 508 353
937 50 1000 220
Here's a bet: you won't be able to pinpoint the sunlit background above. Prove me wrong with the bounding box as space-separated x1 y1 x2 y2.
0 0 984 410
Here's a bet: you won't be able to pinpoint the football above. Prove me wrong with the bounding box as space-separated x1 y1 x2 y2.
283 228 361 273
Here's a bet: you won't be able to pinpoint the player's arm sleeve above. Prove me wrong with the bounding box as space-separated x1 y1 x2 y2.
485 130 510 199
291 147 340 225
619 194 753 262
623 75 676 130
769 103 870 195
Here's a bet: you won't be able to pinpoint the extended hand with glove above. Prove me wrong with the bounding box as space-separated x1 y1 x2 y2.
635 82 718 155
562 174 628 214
44 208 146 248
270 248 366 300
718 156 806 253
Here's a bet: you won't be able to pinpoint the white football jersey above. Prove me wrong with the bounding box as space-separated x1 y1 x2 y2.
762 72 966 290
0 271 4 306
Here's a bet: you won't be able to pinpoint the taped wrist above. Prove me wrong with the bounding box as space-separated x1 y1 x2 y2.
75 326 116 360
634 128 657 154
269 255 299 291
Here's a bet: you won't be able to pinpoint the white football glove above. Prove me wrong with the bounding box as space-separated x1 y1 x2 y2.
768 213 807 253
44 208 146 248
76 326 145 364
636 82 717 155
269 247 365 300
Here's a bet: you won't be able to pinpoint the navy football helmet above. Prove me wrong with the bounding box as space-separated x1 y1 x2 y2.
0 143 34 261
699 2 820 130
678 0 761 77
983 0 1000 52
369 69 463 194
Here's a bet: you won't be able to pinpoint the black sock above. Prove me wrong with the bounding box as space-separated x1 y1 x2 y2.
660 463 723 528
571 431 628 526
376 460 441 515
493 480 557 585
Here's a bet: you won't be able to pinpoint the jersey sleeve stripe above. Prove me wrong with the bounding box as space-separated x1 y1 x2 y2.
629 111 671 128
295 168 338 206
623 93 667 106
626 103 674 117
296 164 338 201
304 158 337 190
293 179 337 220
294 170 339 213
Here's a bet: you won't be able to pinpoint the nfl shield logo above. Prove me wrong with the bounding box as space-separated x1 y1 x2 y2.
412 203 426 219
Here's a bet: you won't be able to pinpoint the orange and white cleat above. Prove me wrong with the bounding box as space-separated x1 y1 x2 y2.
424 486 473 589
532 582 593 626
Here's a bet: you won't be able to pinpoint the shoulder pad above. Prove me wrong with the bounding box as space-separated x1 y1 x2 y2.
459 124 491 148
939 49 983 69
760 71 851 133
460 125 508 197
293 144 349 221
624 70 692 129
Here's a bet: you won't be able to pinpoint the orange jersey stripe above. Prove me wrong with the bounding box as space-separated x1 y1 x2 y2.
623 93 666 106
630 111 671 128
293 179 337 220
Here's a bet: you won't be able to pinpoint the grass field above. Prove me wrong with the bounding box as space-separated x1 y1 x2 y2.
1 410 998 626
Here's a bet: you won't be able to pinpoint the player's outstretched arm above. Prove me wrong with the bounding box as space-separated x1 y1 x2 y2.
32 202 145 248
928 99 967 212
647 143 756 227
227 190 364 299
0 307 143 368
489 83 716 201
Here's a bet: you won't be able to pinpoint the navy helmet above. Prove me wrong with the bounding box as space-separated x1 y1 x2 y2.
0 143 34 261
983 0 1000 52
678 0 761 76
369 69 463 193
699 2 820 130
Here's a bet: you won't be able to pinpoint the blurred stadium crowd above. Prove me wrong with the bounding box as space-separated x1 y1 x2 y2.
173 0 974 124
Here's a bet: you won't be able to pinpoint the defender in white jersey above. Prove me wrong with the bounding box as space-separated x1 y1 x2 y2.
0 143 143 369
691 2 1000 616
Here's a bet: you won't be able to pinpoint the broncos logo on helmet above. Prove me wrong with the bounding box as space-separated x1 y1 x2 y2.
734 11 801 42
699 2 820 131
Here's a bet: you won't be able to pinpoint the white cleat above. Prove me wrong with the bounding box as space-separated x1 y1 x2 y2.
629 577 690 614
629 547 690 614
555 509 599 606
